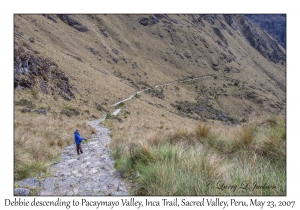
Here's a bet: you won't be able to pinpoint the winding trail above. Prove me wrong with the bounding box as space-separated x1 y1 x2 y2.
15 74 213 196
111 75 213 107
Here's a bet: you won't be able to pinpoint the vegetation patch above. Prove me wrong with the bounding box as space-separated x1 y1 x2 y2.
111 116 286 195
13 14 286 196
171 100 239 124
105 113 122 122
14 111 91 181
16 99 35 109
115 102 125 109
146 89 165 99
95 102 107 112
195 123 211 140
60 106 80 117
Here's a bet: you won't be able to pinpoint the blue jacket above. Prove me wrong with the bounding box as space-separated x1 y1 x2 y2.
74 131 85 145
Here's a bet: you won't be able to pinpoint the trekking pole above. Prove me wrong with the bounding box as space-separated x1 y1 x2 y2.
85 138 91 153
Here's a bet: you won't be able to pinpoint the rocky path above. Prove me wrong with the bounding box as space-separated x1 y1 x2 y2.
15 74 214 196
111 75 213 107
15 117 129 196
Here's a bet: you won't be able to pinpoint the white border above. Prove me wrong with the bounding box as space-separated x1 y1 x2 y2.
2 0 298 209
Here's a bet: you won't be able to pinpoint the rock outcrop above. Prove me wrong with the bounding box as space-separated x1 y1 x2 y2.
245 14 286 49
232 15 286 64
14 45 75 101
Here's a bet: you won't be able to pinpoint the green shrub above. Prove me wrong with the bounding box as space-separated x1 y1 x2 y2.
16 99 35 108
60 106 80 117
106 113 112 119
115 102 125 109
234 80 240 86
95 103 105 111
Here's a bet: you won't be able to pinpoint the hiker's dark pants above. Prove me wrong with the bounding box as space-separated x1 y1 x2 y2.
76 144 83 155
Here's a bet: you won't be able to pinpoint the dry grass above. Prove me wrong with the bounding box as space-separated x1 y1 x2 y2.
14 14 285 121
111 116 286 195
195 123 211 140
232 125 256 150
260 116 286 161
14 109 91 180
14 15 286 195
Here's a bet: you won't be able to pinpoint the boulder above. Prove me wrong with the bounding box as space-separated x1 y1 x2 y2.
21 107 31 113
34 109 47 115
17 177 39 189
14 188 30 196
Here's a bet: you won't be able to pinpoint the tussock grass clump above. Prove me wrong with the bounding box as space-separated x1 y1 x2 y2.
129 143 153 165
168 128 189 143
167 128 197 146
14 159 51 181
200 152 228 179
195 123 211 140
232 125 256 150
148 133 163 147
259 116 286 162
111 118 286 196
134 145 232 195
262 137 284 161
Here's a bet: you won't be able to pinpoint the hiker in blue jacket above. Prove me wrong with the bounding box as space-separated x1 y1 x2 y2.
74 129 87 155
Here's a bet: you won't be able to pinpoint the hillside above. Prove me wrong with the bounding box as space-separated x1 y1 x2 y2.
14 14 286 195
14 14 286 122
245 14 286 49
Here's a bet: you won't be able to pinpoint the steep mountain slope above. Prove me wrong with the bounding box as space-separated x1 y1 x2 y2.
13 14 286 194
245 14 286 49
14 14 286 124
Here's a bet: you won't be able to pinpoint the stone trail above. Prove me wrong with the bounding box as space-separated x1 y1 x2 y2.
15 117 129 196
15 74 215 196
111 75 213 107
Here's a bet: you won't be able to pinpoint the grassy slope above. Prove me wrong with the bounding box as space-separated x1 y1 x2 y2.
14 14 286 195
14 14 285 117
111 115 286 196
